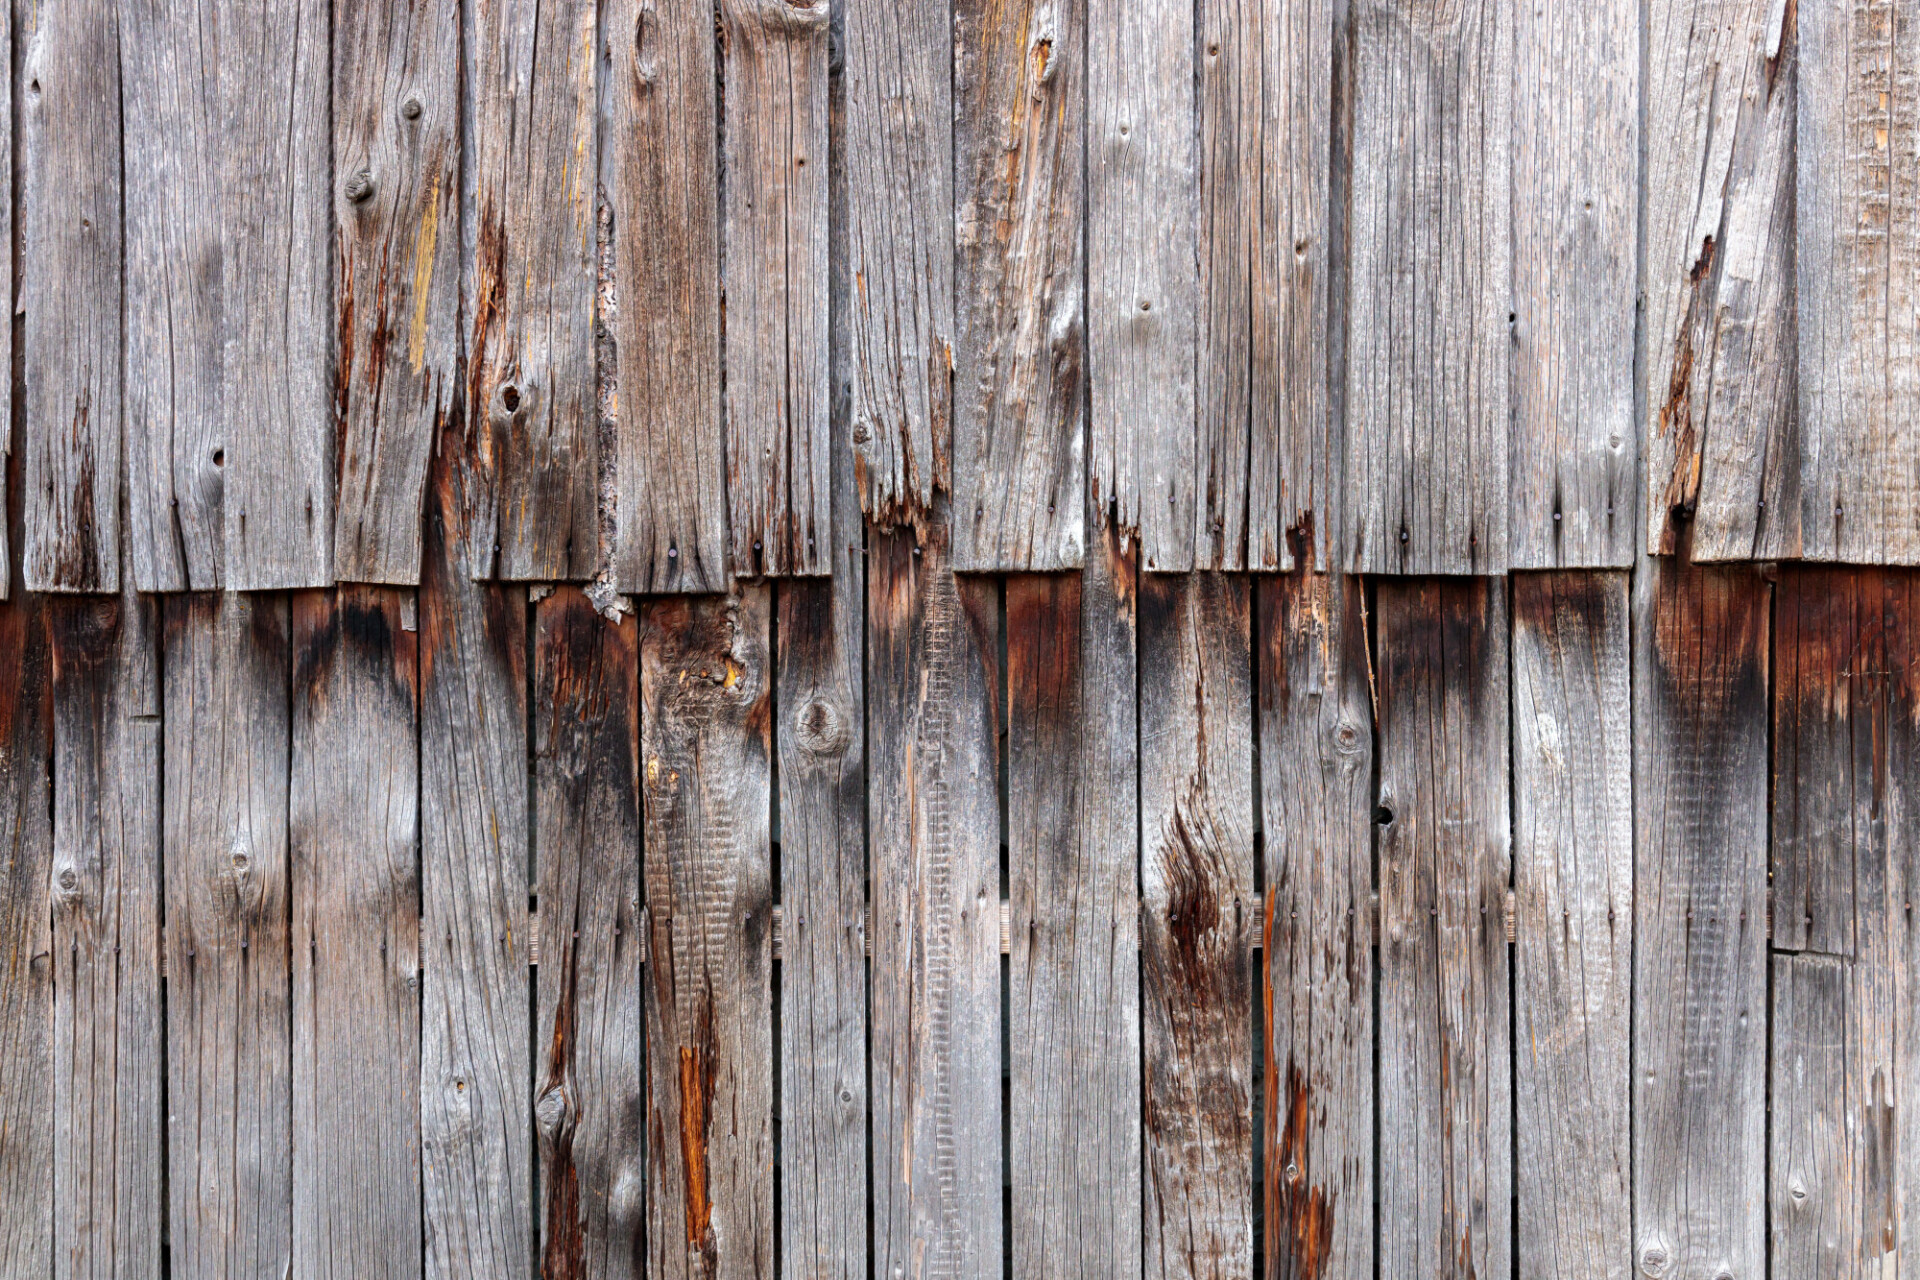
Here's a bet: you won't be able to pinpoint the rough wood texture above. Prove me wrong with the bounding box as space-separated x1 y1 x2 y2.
608 0 726 593
1632 556 1769 1280
641 591 773 1279
1200 0 1333 572
1642 0 1797 562
534 588 644 1278
465 0 599 582
1510 0 1637 569
952 0 1086 572
163 593 293 1280
1511 572 1633 1280
1007 521 1140 1277
869 520 1002 1280
333 0 460 584
1257 570 1372 1280
23 0 120 593
1088 0 1194 573
724 0 830 578
1374 578 1511 1280
1140 572 1253 1280
1347 1 1511 575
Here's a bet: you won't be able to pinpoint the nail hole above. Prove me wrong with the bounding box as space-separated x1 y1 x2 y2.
1374 805 1394 826
211 449 225 467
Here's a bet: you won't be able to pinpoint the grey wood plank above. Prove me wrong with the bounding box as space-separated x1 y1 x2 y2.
952 0 1086 572
23 0 120 593
1632 556 1769 1280
1769 955 1860 1280
868 519 1002 1280
163 592 294 1280
1374 578 1511 1280
465 0 599 581
333 0 460 585
1346 1 1511 575
641 590 774 1279
0 0 10 599
1006 519 1140 1278
1089 0 1194 573
723 0 830 578
1510 0 1637 569
51 593 162 1280
1642 0 1796 562
845 0 952 530
1139 572 1253 1280
1256 569 1372 1280
534 587 644 1278
608 0 727 593
1511 571 1633 1280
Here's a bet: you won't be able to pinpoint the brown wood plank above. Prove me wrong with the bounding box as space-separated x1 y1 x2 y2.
952 0 1086 572
1511 572 1633 1280
465 0 599 582
1632 556 1769 1280
608 0 726 593
723 0 830 578
1510 0 1638 569
332 0 460 584
534 587 644 1277
1642 0 1796 562
163 592 293 1279
1140 572 1253 1280
1257 569 1372 1280
1374 578 1511 1280
23 0 120 593
641 590 774 1279
1007 520 1140 1275
869 522 1002 1280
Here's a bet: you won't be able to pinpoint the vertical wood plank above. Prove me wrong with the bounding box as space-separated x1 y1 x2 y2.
869 523 1002 1280
1510 0 1637 569
1773 566 1857 955
1374 578 1511 1280
952 0 1086 572
465 0 599 581
534 588 644 1278
51 594 163 1280
23 0 120 592
1257 569 1372 1280
164 592 294 1280
1768 955 1858 1280
1006 520 1140 1277
1511 572 1633 1280
1632 556 1769 1280
1140 572 1253 1280
608 0 727 593
333 0 460 584
1642 0 1796 562
1088 0 1194 573
723 0 830 577
641 590 774 1279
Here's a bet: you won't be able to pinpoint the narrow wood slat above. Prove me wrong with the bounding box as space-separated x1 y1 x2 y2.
466 0 599 582
534 588 644 1277
1258 569 1372 1280
0 0 10 598
609 0 726 593
1642 0 1795 561
641 590 773 1278
1007 520 1141 1275
1632 557 1769 1280
23 0 120 592
1511 572 1633 1280
164 593 294 1278
724 0 830 577
1140 572 1253 1280
1089 0 1195 573
952 0 1086 572
1510 0 1637 568
333 0 460 584
869 524 1001 1280
1375 578 1511 1279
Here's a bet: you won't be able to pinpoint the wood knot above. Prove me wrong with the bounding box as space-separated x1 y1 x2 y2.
401 97 422 120
345 170 375 203
794 698 849 756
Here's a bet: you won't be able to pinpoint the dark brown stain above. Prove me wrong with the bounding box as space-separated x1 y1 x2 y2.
1268 1055 1336 1280
1654 235 1716 550
50 393 104 589
539 917 585 1280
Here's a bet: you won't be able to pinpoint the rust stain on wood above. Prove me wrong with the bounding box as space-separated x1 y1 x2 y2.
678 1042 714 1249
